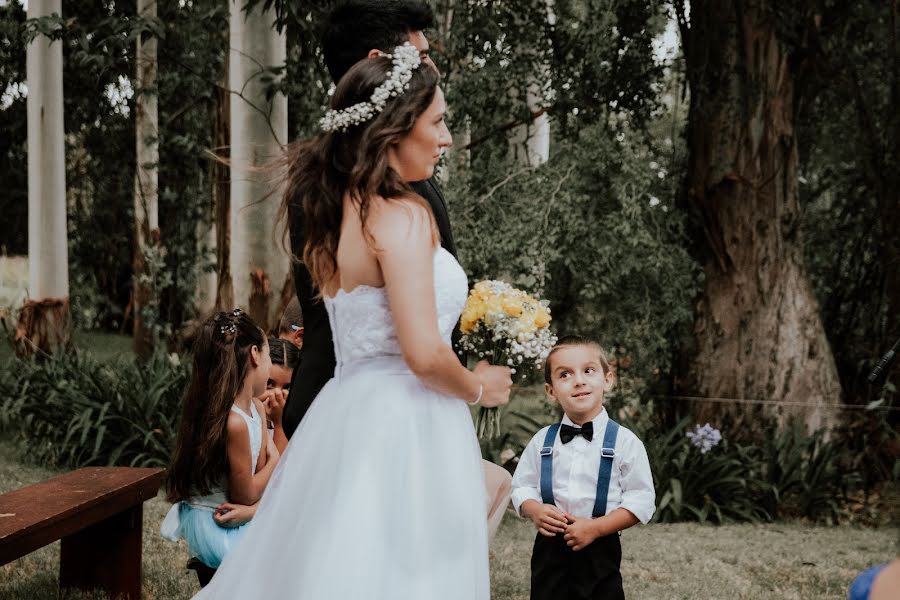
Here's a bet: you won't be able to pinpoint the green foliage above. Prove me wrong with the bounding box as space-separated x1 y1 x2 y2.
756 422 853 524
632 416 852 525
447 122 700 385
0 350 188 469
641 418 770 524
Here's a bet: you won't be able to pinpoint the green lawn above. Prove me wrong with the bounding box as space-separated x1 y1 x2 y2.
0 441 895 599
0 329 134 365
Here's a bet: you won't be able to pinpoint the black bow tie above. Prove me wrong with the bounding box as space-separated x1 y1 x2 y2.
559 422 593 444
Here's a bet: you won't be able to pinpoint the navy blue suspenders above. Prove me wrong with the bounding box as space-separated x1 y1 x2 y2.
539 423 561 505
538 419 620 518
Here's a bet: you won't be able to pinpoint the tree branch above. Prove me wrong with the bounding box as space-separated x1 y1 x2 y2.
462 107 549 151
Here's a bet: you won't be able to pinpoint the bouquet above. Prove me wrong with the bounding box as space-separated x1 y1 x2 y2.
458 280 557 438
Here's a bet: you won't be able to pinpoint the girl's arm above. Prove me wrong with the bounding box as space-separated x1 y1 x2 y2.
369 199 512 407
225 410 280 505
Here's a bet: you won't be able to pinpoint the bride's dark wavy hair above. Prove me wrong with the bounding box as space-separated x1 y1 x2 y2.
277 54 440 291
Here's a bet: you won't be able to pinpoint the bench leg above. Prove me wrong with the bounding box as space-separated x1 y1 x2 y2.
59 504 143 600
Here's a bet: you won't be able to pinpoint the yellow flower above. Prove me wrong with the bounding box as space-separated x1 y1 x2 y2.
534 307 551 329
501 297 523 317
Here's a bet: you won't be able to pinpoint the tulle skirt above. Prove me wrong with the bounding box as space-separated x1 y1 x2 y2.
194 356 490 599
161 502 248 568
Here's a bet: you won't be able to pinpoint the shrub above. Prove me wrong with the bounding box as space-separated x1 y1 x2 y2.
0 350 187 468
640 418 770 524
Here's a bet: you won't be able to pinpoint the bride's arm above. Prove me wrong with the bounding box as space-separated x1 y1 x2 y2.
370 200 511 407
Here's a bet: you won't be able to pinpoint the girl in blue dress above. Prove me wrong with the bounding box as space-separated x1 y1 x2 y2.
161 309 281 567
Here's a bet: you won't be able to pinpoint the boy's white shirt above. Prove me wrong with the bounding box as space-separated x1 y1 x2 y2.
511 407 656 524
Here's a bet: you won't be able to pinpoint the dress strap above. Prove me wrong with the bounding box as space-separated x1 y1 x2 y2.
592 419 620 518
230 402 263 473
539 423 561 505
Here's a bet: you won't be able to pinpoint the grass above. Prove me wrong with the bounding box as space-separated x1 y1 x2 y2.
0 329 135 365
2 441 896 599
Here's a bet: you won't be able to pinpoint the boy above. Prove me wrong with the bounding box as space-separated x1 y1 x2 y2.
277 296 304 350
511 336 655 600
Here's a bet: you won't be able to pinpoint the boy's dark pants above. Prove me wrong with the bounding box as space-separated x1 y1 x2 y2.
530 531 624 600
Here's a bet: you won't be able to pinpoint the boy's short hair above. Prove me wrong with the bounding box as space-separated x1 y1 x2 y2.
322 0 435 83
278 297 303 335
543 335 612 384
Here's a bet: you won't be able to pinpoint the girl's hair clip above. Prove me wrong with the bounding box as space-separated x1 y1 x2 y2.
220 323 237 335
231 308 243 317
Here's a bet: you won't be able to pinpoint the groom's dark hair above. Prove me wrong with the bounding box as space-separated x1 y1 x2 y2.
322 0 434 83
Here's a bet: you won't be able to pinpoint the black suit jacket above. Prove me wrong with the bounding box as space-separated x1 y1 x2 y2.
282 179 458 439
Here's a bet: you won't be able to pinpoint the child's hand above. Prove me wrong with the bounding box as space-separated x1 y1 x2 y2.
523 500 569 537
564 516 604 551
213 502 257 528
260 388 288 425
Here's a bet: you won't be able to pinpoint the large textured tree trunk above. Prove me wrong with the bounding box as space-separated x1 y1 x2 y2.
19 0 72 356
679 1 840 429
132 0 160 355
228 0 289 331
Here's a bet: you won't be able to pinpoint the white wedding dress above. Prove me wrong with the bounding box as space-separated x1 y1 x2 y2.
195 248 490 599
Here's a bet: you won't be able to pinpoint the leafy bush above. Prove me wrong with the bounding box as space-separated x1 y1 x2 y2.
758 422 856 524
640 418 770 524
0 350 187 468
635 416 853 525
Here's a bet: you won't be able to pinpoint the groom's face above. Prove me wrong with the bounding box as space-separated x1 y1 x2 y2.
367 30 436 72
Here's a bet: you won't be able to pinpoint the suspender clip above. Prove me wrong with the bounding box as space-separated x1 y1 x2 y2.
540 446 553 457
600 447 616 459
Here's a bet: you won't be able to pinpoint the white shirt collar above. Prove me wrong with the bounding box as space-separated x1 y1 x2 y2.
560 406 609 431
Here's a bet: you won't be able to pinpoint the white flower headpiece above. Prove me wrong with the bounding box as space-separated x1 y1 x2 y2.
320 42 423 133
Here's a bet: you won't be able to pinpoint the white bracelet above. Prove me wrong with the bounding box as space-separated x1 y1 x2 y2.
467 384 483 406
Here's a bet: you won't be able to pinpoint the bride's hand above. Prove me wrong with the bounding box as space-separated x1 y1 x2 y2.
473 360 512 408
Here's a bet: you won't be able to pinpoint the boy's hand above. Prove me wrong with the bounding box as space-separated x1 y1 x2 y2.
564 516 605 551
522 500 569 537
260 388 288 425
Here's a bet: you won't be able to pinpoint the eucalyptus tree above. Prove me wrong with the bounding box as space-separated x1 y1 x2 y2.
675 0 841 427
20 0 72 355
132 0 160 354
228 0 289 331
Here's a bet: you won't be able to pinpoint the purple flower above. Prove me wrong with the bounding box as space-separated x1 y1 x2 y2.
686 423 722 454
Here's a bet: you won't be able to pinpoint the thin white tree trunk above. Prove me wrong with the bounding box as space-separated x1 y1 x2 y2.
508 1 553 166
133 0 160 353
228 0 289 331
21 0 72 354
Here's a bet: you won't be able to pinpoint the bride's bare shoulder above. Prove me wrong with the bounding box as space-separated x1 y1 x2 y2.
366 195 435 242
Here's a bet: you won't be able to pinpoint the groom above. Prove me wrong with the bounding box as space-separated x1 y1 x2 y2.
283 0 512 539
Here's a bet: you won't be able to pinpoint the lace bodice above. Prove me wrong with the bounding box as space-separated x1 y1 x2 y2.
324 248 468 368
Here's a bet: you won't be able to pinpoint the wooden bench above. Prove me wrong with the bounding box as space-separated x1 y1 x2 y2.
0 466 164 600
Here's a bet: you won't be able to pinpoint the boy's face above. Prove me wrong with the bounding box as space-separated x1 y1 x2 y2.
544 345 614 425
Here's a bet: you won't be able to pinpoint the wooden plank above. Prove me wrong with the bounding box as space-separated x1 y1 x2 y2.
0 467 163 565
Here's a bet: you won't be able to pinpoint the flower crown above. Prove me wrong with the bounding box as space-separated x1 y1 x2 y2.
320 42 423 133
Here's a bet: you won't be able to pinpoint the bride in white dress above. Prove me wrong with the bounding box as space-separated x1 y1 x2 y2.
194 43 512 599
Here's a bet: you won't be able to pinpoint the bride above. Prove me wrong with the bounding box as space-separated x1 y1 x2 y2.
194 43 512 598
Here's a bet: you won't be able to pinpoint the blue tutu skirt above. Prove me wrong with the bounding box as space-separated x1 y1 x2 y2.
161 502 249 568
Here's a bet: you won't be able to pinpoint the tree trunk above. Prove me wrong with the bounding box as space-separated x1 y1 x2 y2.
228 0 289 331
132 0 159 355
21 0 71 356
679 1 840 429
196 47 232 318
507 2 552 166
